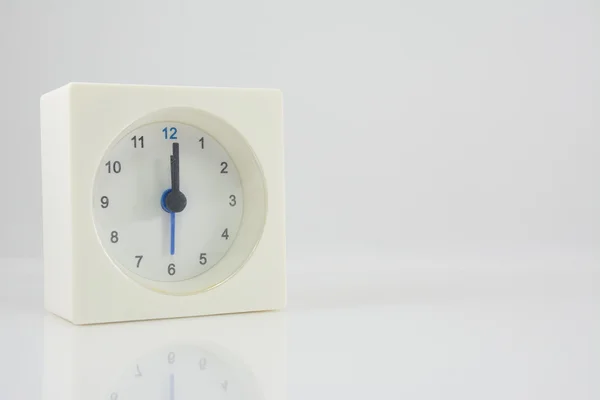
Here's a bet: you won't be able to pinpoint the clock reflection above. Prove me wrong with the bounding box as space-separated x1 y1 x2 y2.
43 313 285 400
108 344 262 400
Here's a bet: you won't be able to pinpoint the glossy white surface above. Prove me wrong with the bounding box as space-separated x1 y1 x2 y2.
1 255 599 399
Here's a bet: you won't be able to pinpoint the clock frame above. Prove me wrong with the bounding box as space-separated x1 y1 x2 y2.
40 83 286 324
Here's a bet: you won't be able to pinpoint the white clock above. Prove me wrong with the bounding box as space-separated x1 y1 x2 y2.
40 83 286 324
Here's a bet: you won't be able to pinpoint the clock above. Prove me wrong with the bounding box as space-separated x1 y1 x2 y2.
40 83 286 324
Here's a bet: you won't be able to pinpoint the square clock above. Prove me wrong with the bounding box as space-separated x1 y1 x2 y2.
40 82 286 324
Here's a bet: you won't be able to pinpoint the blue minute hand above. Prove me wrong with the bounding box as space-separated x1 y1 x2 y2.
170 211 175 255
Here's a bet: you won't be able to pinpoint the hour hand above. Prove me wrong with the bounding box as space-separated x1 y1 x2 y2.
165 143 187 213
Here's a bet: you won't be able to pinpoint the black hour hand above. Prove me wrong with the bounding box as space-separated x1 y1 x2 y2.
165 142 187 213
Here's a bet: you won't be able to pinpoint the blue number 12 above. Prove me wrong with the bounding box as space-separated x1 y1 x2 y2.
163 127 177 140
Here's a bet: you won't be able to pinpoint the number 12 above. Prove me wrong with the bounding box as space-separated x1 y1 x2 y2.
163 127 177 140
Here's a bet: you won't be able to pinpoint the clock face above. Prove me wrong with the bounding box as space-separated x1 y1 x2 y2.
108 344 262 400
92 122 244 283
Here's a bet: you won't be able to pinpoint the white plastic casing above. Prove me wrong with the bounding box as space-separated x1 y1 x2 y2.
40 83 286 324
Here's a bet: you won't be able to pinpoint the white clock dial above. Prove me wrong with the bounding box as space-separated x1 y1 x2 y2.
92 122 244 283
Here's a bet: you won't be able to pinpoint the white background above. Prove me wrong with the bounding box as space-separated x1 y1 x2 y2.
0 1 599 399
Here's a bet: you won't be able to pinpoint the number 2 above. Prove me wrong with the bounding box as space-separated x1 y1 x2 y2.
163 127 177 140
